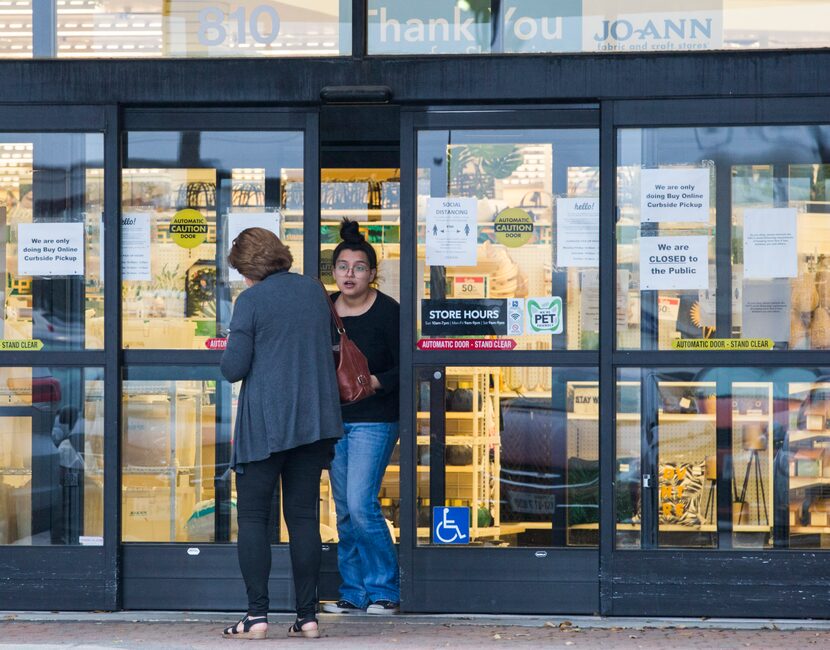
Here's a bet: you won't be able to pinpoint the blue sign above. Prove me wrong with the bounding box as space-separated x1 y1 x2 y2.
432 506 470 544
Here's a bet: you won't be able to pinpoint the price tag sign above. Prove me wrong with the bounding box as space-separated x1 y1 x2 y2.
452 275 486 299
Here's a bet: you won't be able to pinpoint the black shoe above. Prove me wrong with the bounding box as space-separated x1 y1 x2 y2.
366 600 400 615
321 599 364 614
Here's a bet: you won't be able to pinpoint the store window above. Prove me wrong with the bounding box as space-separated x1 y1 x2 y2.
367 2 830 56
0 366 104 546
417 128 599 351
0 1 31 58
319 168 400 301
617 125 830 351
416 366 599 548
616 367 830 551
0 133 104 351
54 0 350 58
121 130 304 349
122 374 233 542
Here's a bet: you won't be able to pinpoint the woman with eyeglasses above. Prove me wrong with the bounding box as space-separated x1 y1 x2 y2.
321 219 401 616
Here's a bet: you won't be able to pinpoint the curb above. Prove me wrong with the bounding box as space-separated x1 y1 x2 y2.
3 611 830 631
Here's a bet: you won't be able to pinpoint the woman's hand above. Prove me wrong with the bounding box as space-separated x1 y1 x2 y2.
370 375 382 390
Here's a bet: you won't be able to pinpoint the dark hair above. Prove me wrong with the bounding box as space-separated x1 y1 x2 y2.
332 219 377 269
228 227 293 281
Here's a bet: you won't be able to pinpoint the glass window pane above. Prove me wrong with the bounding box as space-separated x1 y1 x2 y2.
368 3 830 56
320 168 400 302
0 367 103 545
616 369 641 549
122 375 233 542
121 130 304 349
617 367 830 551
618 125 830 351
57 1 350 58
616 129 716 350
655 373 717 548
417 129 599 350
0 133 104 350
416 366 599 548
0 1 32 58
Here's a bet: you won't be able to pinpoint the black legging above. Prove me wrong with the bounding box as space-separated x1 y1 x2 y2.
235 439 335 619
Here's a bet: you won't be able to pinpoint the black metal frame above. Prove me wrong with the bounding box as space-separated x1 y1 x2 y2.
3 5 830 613
116 107 321 610
0 105 114 610
606 96 830 617
399 106 601 614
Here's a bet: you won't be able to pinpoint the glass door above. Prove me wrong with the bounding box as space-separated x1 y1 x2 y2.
401 107 601 614
119 109 319 610
0 106 117 610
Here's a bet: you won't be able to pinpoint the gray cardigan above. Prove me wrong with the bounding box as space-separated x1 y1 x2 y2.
220 271 343 471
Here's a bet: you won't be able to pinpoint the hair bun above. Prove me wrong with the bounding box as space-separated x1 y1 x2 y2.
340 219 364 244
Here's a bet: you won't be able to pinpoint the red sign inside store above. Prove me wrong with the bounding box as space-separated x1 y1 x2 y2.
417 338 517 351
205 338 228 350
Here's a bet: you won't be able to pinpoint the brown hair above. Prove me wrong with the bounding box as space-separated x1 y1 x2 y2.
228 227 293 281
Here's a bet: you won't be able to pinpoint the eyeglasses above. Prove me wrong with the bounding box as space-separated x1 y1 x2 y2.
334 262 371 276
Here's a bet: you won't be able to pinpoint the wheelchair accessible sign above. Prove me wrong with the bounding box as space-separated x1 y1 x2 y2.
433 506 470 544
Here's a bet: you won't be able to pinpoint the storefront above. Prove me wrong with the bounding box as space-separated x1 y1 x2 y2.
1 1 830 617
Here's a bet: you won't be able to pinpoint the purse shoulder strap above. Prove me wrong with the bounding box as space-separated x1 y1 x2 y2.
319 280 346 335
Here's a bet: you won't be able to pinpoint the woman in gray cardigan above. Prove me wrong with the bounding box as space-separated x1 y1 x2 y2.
220 227 342 640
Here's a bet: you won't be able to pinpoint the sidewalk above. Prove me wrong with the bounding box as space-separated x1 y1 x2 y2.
2 612 829 649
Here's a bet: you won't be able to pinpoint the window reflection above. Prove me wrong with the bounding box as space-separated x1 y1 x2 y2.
121 131 304 349
0 134 104 351
122 376 233 543
417 366 599 548
417 129 599 351
0 367 103 546
616 367 830 551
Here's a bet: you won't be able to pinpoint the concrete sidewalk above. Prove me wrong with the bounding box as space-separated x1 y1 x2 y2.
1 612 829 649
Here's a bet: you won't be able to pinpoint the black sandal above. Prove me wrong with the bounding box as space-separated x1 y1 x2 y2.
222 614 268 640
287 615 320 639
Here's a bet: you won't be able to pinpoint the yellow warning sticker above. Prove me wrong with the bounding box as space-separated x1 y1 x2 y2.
169 209 208 249
671 338 773 350
0 339 44 350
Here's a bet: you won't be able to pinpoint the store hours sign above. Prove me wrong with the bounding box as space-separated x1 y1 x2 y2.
421 299 508 335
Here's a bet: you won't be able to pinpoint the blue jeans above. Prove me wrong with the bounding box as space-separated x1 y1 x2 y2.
329 421 400 607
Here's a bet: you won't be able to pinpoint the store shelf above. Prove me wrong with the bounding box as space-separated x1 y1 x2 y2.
791 526 830 535
616 413 641 422
570 523 717 532
733 414 771 423
417 435 501 445
416 412 483 419
790 476 830 490
658 412 716 422
788 430 830 444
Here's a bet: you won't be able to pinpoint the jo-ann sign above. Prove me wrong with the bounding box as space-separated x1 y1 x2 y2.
671 338 773 350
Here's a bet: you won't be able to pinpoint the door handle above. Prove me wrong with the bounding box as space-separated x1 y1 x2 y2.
642 474 652 488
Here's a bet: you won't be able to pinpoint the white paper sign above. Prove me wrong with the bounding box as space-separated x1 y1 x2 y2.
743 279 791 341
556 197 599 267
640 168 710 223
227 212 282 282
743 208 797 279
121 213 151 281
18 223 84 276
426 197 477 267
639 235 708 290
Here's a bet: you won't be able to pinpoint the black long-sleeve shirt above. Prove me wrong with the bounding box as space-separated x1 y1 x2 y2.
332 290 400 423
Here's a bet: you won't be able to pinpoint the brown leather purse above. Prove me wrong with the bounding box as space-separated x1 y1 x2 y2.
322 284 376 404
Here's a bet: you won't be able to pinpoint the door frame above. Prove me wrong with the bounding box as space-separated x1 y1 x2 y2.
605 96 830 618
0 105 118 610
398 105 602 614
118 107 322 610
